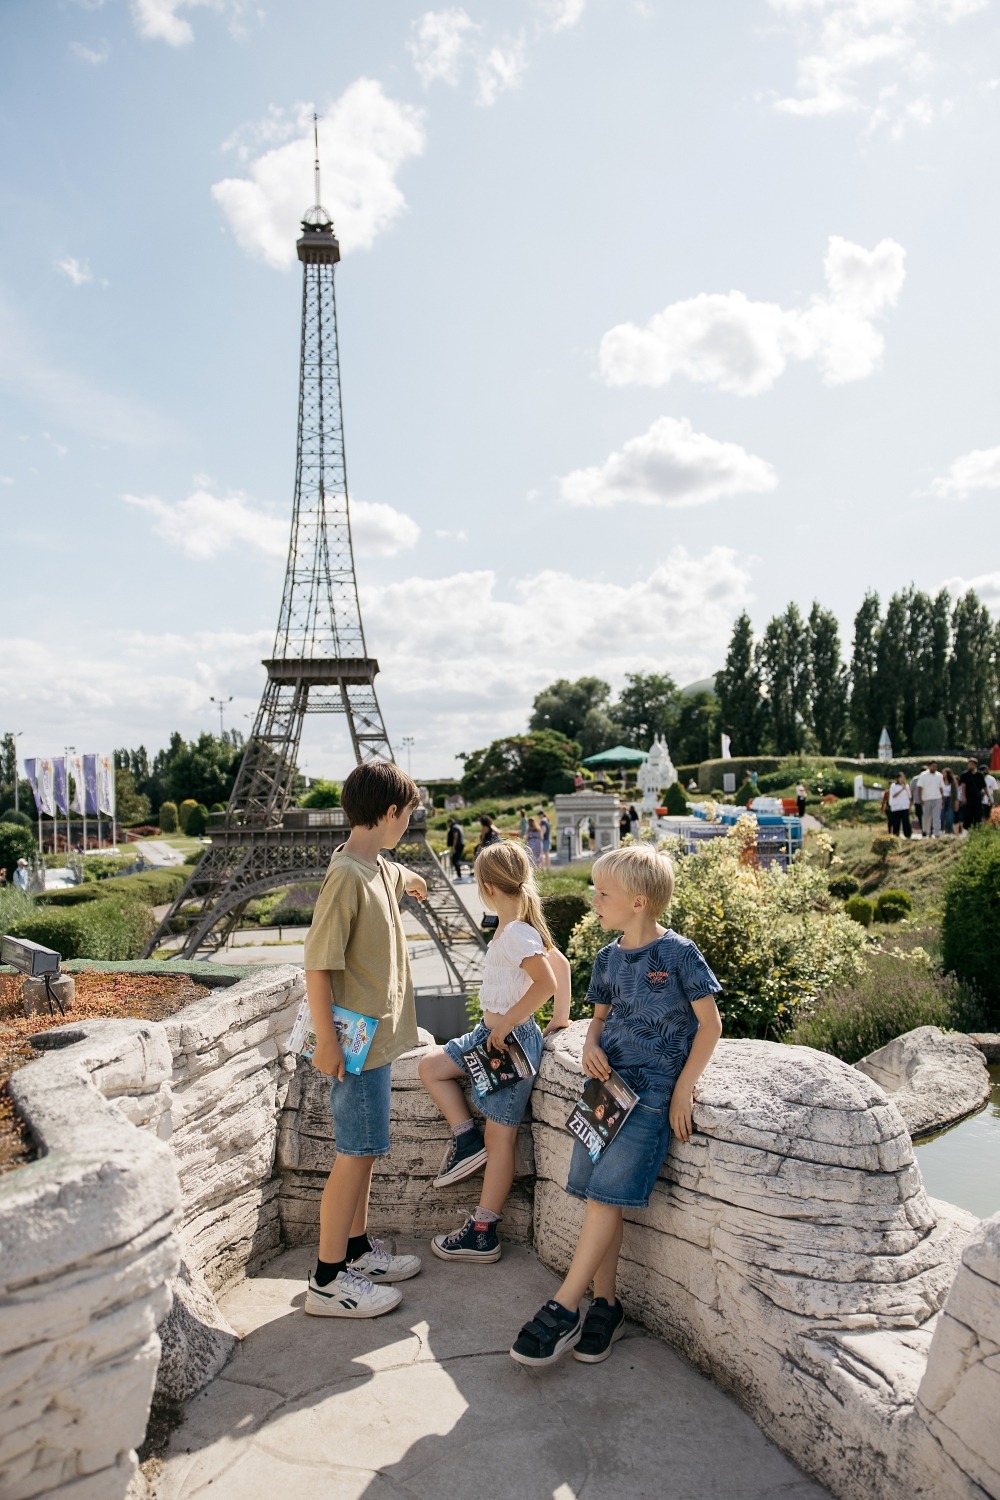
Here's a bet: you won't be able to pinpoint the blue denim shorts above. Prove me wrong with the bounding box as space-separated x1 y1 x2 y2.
566 1091 672 1208
329 1061 392 1157
445 1018 543 1128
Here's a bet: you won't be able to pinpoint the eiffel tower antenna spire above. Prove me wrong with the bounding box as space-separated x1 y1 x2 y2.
144 150 487 993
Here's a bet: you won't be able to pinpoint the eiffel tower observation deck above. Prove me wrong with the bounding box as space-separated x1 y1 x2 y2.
144 132 486 992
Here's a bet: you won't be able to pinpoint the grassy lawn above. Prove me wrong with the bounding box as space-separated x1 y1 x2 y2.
813 825 965 925
144 832 205 858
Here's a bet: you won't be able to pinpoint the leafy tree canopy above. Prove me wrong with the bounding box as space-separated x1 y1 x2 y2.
460 730 581 799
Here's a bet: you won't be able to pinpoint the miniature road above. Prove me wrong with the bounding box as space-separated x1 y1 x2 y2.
154 1241 829 1500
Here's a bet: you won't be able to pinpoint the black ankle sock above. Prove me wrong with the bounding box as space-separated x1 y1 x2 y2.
546 1299 577 1322
345 1232 372 1263
314 1257 347 1287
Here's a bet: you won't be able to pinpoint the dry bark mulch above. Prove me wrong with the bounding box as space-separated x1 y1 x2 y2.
0 971 210 1177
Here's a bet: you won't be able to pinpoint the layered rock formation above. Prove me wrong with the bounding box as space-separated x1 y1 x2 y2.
277 1032 535 1247
856 1025 992 1137
532 1027 996 1500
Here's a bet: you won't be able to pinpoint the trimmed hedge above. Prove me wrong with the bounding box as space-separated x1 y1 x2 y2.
845 895 875 927
828 875 860 900
541 892 590 952
41 868 189 907
875 889 913 923
5 898 155 960
941 827 1000 1018
697 757 783 792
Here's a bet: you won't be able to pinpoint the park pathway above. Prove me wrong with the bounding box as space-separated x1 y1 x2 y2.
153 1240 828 1500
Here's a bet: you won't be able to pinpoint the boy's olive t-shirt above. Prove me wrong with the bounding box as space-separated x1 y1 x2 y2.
303 849 417 1070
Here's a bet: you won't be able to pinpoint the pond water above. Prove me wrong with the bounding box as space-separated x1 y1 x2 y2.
913 1064 1000 1220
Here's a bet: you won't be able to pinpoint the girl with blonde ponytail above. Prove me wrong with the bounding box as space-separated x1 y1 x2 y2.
418 839 571 1264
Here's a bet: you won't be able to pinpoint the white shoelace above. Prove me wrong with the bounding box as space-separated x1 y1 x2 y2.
342 1265 381 1300
443 1215 475 1248
365 1238 391 1270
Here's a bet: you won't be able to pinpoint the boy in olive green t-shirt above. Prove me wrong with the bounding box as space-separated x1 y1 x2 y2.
302 760 428 1319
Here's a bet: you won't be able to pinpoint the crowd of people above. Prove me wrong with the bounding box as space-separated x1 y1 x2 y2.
444 807 553 881
884 758 998 839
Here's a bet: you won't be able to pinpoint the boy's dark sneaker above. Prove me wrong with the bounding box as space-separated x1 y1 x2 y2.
509 1300 581 1367
433 1128 488 1187
573 1297 625 1362
431 1213 502 1263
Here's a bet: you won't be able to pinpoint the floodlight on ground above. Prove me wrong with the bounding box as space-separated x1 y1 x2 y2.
1 935 61 978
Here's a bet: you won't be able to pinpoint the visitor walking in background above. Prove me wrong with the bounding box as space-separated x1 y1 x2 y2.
537 808 552 868
627 804 640 838
910 772 923 834
888 773 912 839
12 859 29 892
880 783 892 833
446 817 465 881
796 782 807 819
959 759 987 831
518 808 528 840
915 761 944 838
525 817 543 867
941 768 958 834
476 816 503 858
983 763 998 809
619 806 631 841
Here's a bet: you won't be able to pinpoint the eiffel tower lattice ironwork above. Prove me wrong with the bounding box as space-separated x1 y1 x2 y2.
144 141 486 989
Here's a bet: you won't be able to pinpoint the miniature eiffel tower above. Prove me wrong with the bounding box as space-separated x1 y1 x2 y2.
144 126 485 991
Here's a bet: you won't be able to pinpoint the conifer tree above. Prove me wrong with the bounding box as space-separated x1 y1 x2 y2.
758 604 810 754
950 591 997 746
808 603 848 754
849 592 881 755
715 611 763 755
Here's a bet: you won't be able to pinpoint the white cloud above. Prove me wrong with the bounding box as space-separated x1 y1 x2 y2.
212 82 425 269
123 487 420 561
0 475 13 486
408 9 479 86
70 39 110 63
435 527 468 541
940 572 1000 612
350 500 421 556
538 0 586 32
2 548 750 771
55 257 93 286
475 35 528 105
599 236 906 395
559 416 777 509
768 0 989 130
0 297 175 446
130 0 250 46
930 444 1000 498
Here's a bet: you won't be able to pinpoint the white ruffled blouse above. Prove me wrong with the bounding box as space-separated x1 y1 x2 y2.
479 920 545 1015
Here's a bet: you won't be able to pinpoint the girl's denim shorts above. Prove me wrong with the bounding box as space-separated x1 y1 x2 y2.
329 1061 392 1157
445 1018 543 1128
566 1089 673 1208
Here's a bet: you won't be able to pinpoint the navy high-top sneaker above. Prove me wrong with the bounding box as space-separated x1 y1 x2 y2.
431 1212 502 1263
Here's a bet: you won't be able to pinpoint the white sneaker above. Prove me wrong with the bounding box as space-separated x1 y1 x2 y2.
304 1266 402 1318
348 1237 422 1283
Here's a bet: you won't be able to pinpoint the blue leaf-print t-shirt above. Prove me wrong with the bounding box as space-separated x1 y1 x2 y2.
587 930 722 1099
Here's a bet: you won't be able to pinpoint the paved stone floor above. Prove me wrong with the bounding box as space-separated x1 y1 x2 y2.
154 1241 829 1500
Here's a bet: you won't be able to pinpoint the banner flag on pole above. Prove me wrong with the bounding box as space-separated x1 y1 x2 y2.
69 754 85 814
97 754 116 817
24 758 56 817
52 757 70 816
83 755 100 816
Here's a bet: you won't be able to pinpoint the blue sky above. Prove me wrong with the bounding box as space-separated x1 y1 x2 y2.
2 0 998 778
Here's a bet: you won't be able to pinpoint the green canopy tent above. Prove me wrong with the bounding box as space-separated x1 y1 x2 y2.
581 745 647 767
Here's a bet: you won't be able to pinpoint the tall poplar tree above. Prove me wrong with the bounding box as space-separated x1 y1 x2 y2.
875 591 910 751
757 604 810 754
715 611 764 755
849 592 881 755
808 602 848 754
950 591 997 746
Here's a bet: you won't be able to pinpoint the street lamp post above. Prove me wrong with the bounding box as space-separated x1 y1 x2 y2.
210 696 234 738
401 736 415 778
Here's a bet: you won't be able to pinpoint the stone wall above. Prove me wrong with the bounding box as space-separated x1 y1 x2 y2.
856 1025 992 1136
0 965 303 1499
531 1025 999 1500
277 1033 535 1247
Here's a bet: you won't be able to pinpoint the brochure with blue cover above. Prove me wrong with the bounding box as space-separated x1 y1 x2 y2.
288 997 379 1075
566 1070 639 1163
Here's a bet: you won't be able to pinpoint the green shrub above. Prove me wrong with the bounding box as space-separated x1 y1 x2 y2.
0 886 34 940
876 889 913 923
210 802 226 814
659 781 689 816
38 885 108 906
828 874 860 900
845 895 875 927
178 799 198 832
786 950 961 1064
697 757 783 793
184 850 202 865
871 835 896 866
262 904 316 927
113 868 189 904
567 817 866 1037
0 809 33 829
6 897 154 960
541 892 589 952
941 828 1000 1020
0 822 36 879
301 779 341 809
733 781 756 807
159 801 179 833
817 799 886 827
185 803 209 837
